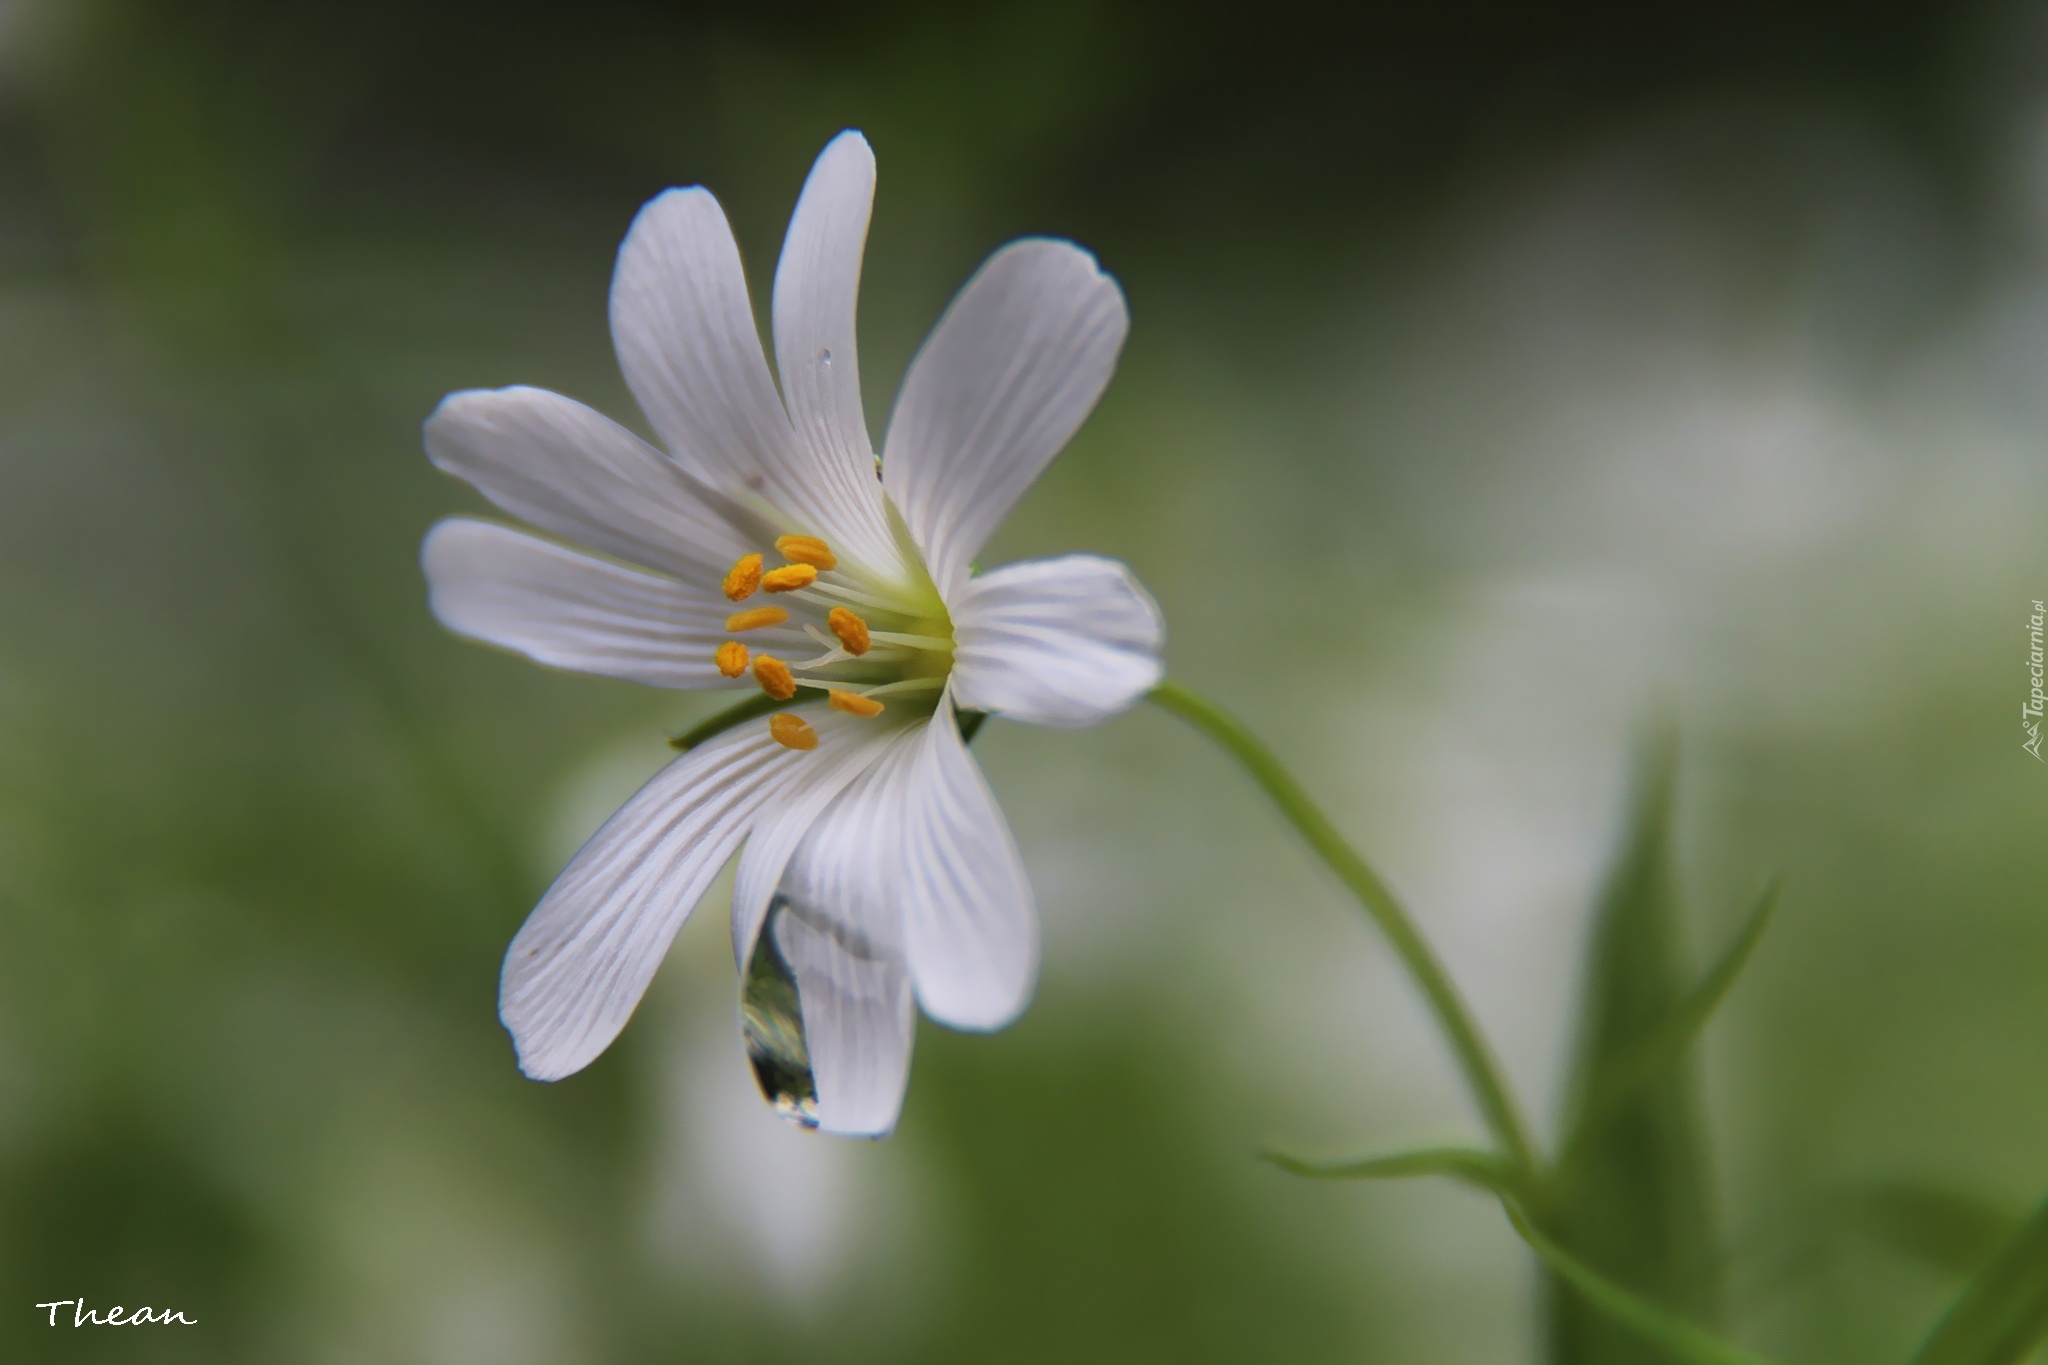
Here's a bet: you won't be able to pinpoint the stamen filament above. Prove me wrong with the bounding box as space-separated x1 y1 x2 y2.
797 623 910 666
792 581 899 612
790 647 916 673
868 631 955 651
858 677 945 699
786 672 862 691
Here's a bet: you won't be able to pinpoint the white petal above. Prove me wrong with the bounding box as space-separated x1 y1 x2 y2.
422 518 786 689
609 184 897 575
501 721 810 1081
610 187 793 486
771 133 883 527
900 697 1039 1030
765 736 926 1136
424 385 770 580
881 239 1128 595
950 554 1165 727
729 711 915 972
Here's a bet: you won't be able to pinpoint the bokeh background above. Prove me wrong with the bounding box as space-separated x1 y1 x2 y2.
1 0 2046 1360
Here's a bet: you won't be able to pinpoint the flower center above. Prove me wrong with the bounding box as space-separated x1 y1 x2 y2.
712 533 953 749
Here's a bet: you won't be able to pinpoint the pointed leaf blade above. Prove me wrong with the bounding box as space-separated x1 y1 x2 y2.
1564 882 1777 1164
1913 1191 2048 1365
1841 1180 2014 1280
1549 733 1722 1363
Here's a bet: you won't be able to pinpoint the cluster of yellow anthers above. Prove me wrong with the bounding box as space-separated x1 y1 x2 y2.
717 535 885 752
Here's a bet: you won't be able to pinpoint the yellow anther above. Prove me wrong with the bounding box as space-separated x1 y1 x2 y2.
714 641 749 677
725 606 789 632
775 534 838 571
828 690 885 718
768 712 818 751
722 553 763 602
827 607 871 656
761 563 818 593
753 655 796 701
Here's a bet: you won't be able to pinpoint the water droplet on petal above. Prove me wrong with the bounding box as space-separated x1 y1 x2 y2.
818 348 833 368
740 895 818 1128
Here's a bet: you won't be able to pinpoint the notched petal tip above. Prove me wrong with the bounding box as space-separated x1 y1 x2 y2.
419 384 556 485
420 386 503 470
949 553 1165 727
422 380 558 429
501 978 588 1083
880 234 1132 592
509 1041 573 1083
988 235 1128 304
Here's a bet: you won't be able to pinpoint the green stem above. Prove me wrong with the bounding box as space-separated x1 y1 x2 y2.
669 691 806 750
671 692 991 752
1504 1203 1777 1365
1148 679 1541 1180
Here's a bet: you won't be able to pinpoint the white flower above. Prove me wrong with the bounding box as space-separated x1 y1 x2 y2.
419 131 1164 1136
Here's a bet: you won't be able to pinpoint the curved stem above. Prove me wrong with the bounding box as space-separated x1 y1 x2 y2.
1148 679 1541 1180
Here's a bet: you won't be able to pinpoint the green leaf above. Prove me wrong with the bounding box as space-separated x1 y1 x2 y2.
1548 731 1722 1364
1912 1191 2048 1365
1262 1147 1778 1364
1261 1145 1525 1200
1507 1203 1779 1365
1839 1180 2015 1280
1560 882 1778 1174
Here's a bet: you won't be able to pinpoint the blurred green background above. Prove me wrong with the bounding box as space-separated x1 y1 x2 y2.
2 0 2047 1359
